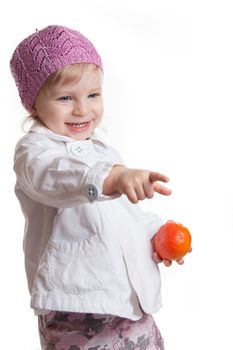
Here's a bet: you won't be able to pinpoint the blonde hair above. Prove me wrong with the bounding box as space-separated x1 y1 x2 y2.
41 63 99 92
22 63 100 131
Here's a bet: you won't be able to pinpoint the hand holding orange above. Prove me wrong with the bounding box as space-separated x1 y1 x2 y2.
153 220 192 261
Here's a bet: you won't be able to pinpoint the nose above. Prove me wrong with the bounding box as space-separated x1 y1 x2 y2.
72 99 89 117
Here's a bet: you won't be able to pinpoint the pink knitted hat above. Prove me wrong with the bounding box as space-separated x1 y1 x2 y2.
10 25 103 111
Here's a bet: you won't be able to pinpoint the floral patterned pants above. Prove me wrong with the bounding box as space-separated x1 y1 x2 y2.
38 311 165 350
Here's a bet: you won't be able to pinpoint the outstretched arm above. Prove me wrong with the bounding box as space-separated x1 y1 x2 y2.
103 165 172 203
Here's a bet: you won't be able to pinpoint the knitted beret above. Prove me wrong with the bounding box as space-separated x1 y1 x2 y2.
10 25 103 111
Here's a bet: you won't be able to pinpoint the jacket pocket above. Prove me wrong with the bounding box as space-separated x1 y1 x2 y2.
48 236 113 294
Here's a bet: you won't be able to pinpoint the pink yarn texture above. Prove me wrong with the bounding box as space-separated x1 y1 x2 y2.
10 25 103 111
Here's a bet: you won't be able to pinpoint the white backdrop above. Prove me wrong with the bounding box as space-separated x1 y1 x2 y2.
1 1 233 349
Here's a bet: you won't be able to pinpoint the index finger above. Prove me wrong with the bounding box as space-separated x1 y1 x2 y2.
149 172 170 184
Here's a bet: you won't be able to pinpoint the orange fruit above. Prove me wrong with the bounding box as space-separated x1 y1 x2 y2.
153 221 191 260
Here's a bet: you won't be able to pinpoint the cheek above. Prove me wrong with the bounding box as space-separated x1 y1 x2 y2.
39 113 60 130
93 98 103 115
99 106 104 117
96 102 104 117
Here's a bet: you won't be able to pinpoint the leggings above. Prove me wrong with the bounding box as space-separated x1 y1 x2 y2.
38 311 165 350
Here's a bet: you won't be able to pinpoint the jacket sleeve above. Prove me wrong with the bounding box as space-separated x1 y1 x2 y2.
13 137 121 208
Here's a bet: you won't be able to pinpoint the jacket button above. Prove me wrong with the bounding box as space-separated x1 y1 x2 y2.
85 184 98 201
70 143 85 156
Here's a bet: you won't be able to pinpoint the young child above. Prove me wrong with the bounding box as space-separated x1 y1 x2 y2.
10 25 180 350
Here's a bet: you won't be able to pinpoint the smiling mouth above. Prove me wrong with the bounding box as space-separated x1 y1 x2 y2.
66 121 90 130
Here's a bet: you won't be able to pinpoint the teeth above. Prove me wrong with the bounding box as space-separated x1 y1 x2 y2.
72 122 86 125
71 122 87 126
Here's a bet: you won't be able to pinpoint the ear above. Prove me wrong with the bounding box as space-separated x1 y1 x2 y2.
30 106 37 117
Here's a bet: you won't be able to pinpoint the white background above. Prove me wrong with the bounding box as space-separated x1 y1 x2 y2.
1 0 233 349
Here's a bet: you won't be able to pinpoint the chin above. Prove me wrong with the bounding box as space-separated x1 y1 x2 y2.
73 132 92 141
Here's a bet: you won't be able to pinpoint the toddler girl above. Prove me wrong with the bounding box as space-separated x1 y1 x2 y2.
10 25 176 350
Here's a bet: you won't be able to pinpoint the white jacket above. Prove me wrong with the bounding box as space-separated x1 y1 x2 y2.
14 125 163 320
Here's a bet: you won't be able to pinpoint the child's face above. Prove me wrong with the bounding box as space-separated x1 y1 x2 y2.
33 67 103 140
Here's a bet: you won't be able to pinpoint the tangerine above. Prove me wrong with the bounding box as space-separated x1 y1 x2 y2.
153 221 191 261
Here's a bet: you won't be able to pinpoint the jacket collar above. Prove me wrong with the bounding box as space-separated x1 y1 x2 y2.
29 122 108 149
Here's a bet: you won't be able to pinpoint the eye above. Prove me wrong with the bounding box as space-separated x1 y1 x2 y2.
57 96 72 102
88 93 100 99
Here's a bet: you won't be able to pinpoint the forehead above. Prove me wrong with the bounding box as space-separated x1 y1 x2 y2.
56 68 103 91
40 65 103 97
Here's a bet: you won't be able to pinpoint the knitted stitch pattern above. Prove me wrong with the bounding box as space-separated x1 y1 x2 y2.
10 25 103 112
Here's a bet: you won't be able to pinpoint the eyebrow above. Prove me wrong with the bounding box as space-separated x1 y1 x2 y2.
49 85 102 95
88 86 102 92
